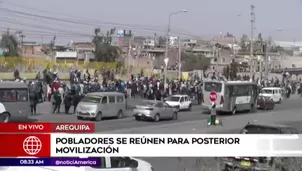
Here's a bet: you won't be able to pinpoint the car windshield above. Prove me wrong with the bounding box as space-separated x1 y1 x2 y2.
139 101 155 106
261 89 273 94
167 96 180 101
204 82 222 92
81 95 101 103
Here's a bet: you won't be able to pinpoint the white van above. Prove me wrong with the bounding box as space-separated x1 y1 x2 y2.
260 87 283 103
3 157 153 171
76 92 126 121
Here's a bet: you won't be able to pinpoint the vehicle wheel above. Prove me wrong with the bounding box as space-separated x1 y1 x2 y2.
176 105 180 112
134 116 141 121
278 98 282 104
250 104 256 113
153 114 160 122
95 112 103 122
117 110 123 119
0 112 10 123
222 164 231 171
172 112 178 120
232 107 236 115
188 104 192 111
77 116 83 120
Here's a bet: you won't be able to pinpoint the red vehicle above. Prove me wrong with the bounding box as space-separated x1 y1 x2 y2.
257 95 275 110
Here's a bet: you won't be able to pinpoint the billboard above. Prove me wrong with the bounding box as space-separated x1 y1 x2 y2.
117 30 132 37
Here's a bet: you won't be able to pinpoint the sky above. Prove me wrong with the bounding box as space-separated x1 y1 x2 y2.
0 0 302 44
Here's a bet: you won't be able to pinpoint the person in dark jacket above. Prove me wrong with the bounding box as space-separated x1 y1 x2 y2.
72 93 82 114
52 89 62 114
64 92 73 114
29 91 38 115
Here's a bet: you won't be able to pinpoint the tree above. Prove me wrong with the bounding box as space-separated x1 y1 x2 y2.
239 34 248 51
92 28 121 62
257 33 263 42
0 30 20 57
229 59 238 80
181 53 211 71
222 65 230 79
225 32 234 37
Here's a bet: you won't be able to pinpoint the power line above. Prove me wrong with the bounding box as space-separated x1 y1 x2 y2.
3 12 93 30
0 7 199 38
0 17 94 37
4 1 192 34
0 26 87 36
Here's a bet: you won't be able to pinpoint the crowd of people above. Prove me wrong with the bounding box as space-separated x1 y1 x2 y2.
11 68 302 116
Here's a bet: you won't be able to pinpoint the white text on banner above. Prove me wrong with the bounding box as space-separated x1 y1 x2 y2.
50 134 300 157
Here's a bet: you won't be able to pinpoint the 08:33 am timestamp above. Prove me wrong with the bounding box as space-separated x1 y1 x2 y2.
19 159 44 165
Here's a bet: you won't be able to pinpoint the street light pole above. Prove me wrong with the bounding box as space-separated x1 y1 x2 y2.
164 10 187 88
178 37 181 80
249 5 255 80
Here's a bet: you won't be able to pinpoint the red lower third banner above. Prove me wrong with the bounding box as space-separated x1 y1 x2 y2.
0 134 50 157
0 123 94 133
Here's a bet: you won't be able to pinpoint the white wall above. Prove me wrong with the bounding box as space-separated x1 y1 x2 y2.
55 51 77 58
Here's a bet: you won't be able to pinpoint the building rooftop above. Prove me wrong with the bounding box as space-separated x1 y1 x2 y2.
274 41 302 48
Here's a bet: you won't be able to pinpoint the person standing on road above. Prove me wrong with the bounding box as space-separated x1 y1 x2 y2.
72 93 82 114
209 102 217 125
197 82 202 105
64 92 72 114
29 89 38 115
52 89 62 114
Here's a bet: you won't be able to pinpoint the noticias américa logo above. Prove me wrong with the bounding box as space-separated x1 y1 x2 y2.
23 136 42 155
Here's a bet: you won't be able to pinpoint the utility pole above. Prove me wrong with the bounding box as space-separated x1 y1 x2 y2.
264 36 271 81
249 5 255 80
19 33 25 57
164 25 170 88
264 43 269 81
178 37 181 80
127 34 132 72
51 35 56 64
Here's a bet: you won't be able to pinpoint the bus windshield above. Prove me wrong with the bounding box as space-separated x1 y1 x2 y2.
204 82 222 92
260 89 273 94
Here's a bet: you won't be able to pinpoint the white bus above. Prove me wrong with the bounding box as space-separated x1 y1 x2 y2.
202 79 258 114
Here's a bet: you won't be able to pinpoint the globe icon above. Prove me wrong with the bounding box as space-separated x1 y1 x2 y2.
23 136 42 155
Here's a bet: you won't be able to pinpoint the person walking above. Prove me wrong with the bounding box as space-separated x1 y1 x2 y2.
52 89 62 114
64 92 72 114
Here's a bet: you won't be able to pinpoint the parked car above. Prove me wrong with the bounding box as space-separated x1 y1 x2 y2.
133 100 178 122
164 94 192 111
257 95 275 110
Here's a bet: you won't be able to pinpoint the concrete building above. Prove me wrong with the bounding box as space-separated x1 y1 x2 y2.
69 42 94 52
21 41 45 58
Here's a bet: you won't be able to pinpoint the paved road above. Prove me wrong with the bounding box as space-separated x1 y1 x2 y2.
125 108 302 171
29 95 302 171
111 106 302 171
29 95 302 133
